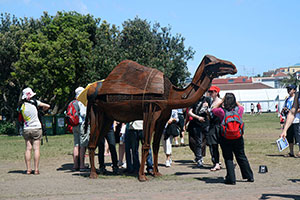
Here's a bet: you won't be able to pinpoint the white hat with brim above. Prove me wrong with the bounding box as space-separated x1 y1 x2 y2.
22 87 36 100
75 87 84 98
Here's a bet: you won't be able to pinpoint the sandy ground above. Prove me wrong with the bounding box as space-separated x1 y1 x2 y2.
1 146 299 200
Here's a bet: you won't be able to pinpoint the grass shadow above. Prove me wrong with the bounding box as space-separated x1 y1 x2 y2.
259 193 300 199
8 170 26 174
288 179 300 183
56 163 73 171
174 171 208 176
265 154 285 157
194 176 225 184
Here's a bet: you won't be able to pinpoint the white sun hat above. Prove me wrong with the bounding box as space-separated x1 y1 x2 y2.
22 87 36 100
75 87 84 98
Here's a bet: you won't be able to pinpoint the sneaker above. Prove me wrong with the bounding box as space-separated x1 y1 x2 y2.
196 160 203 168
165 160 171 167
121 162 127 168
98 167 107 175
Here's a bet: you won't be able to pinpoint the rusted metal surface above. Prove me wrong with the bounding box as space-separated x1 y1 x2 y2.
85 55 237 181
100 60 164 95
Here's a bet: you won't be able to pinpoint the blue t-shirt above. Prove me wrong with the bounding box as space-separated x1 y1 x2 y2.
285 96 294 110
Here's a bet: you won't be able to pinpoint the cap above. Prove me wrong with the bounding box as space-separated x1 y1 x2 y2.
286 84 297 90
75 87 84 98
22 87 36 100
208 85 220 94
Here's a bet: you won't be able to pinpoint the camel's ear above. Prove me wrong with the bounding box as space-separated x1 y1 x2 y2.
203 55 218 64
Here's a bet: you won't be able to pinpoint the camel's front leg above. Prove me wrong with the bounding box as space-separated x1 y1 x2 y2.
139 103 161 181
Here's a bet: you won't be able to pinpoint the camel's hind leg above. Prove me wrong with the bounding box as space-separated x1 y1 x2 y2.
139 103 161 181
88 105 113 179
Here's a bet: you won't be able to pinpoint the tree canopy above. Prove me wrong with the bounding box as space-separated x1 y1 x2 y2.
0 11 195 121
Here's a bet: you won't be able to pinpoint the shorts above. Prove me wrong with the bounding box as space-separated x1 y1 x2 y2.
23 128 42 140
286 123 299 144
73 122 90 147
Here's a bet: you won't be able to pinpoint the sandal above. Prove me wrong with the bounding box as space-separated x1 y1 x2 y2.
26 170 32 175
34 170 40 175
210 166 221 171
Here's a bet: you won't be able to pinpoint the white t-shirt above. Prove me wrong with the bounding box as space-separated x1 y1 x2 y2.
21 100 42 129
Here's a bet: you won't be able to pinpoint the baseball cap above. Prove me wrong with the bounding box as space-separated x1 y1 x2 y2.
286 84 297 90
208 85 220 94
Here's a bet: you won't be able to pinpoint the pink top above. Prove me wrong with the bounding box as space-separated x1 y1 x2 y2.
212 106 244 121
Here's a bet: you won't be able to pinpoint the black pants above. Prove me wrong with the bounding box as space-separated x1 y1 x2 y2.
98 128 118 169
188 125 207 161
220 136 253 183
208 144 220 164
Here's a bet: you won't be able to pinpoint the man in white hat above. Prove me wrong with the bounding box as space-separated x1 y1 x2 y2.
72 87 90 171
20 87 50 175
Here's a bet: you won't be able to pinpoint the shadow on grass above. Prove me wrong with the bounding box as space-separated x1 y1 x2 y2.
8 170 26 174
194 176 224 184
265 154 285 157
174 171 208 176
288 179 300 183
259 193 300 199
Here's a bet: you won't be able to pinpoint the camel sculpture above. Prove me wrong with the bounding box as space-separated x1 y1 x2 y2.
85 55 237 181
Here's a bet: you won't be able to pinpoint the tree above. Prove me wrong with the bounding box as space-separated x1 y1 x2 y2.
13 12 95 113
279 73 300 88
119 17 194 87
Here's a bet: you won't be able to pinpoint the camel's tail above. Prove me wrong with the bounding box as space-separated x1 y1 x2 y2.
84 81 103 135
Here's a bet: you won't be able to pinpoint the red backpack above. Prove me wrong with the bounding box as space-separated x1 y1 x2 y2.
66 100 79 127
220 107 244 140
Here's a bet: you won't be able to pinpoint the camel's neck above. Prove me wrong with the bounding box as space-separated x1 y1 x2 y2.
167 76 211 109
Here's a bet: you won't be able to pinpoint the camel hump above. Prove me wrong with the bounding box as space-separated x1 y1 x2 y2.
100 60 164 95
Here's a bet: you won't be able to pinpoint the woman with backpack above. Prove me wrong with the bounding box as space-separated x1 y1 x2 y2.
20 87 50 175
212 93 254 185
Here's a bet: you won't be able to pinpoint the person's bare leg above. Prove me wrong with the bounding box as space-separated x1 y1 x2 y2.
25 140 33 173
73 146 79 169
79 146 86 169
118 143 125 165
32 139 41 173
104 139 110 156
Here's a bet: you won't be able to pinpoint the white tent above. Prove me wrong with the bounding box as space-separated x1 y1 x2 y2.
219 88 289 113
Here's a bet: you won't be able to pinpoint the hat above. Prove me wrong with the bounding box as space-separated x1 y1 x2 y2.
22 87 36 100
286 84 297 90
75 87 84 98
208 86 220 94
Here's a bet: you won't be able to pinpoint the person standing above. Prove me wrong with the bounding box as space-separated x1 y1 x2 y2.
162 109 179 167
256 102 262 115
207 86 222 171
98 125 119 174
250 103 255 115
71 87 90 171
280 84 300 157
125 120 153 174
20 87 50 175
188 95 211 168
174 108 185 146
212 93 254 185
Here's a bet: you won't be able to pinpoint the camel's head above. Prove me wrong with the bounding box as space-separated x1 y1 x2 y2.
203 55 237 79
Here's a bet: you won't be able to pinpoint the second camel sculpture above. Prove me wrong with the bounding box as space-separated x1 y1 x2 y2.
85 54 237 181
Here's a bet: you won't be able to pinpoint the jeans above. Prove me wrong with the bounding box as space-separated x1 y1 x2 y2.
98 128 118 169
125 129 153 173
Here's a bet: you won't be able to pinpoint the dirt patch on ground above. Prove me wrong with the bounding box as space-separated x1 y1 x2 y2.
1 144 299 200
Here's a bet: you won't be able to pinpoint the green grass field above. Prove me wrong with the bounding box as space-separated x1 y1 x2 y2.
0 113 291 165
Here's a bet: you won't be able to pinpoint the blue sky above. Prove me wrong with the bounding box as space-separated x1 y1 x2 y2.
1 0 300 76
